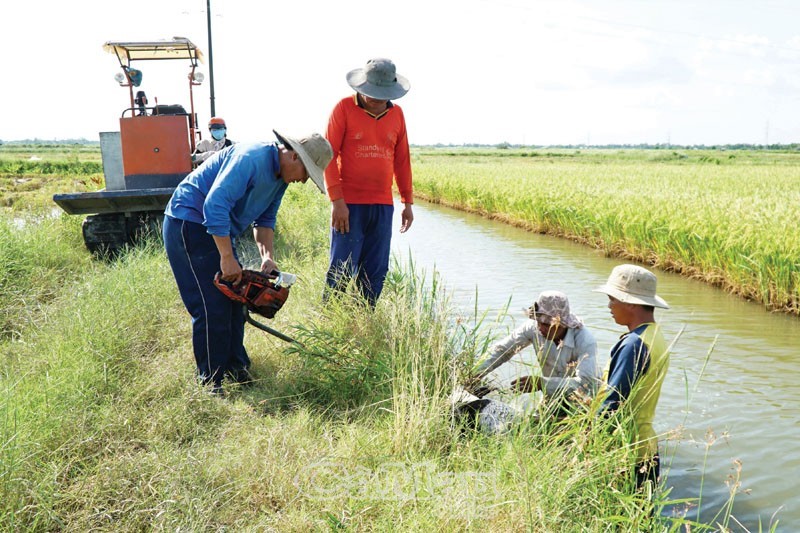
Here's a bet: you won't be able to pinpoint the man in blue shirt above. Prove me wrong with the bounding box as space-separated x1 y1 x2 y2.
163 130 333 393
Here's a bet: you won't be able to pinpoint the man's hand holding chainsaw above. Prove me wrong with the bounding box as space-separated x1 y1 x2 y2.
214 227 279 285
213 235 243 284
254 226 278 275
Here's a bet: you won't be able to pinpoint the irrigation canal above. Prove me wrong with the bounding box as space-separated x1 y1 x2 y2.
391 199 799 531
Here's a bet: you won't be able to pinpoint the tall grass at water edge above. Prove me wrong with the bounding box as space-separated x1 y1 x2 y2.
0 162 759 530
412 150 800 314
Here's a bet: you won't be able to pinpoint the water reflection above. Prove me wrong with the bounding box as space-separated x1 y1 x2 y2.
12 207 65 229
391 200 799 531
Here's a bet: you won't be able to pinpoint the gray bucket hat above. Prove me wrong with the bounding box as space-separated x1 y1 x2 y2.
593 264 670 309
346 58 410 100
273 130 333 194
525 290 583 329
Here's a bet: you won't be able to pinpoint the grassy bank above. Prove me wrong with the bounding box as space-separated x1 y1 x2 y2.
3 198 721 531
412 148 800 314
0 145 749 530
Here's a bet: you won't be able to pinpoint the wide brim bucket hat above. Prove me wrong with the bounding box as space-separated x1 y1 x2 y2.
273 130 333 194
346 58 410 100
593 264 670 309
525 290 583 329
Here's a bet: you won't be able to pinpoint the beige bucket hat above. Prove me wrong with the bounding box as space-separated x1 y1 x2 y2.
347 58 410 100
273 130 333 194
525 290 583 328
594 264 669 309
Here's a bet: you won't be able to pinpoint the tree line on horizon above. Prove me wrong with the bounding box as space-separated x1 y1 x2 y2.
2 138 799 152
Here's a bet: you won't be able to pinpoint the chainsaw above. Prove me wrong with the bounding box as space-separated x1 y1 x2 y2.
213 269 301 345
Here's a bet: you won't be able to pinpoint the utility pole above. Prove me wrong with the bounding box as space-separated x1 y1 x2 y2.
206 0 216 117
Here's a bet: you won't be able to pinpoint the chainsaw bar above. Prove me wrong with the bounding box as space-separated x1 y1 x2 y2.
243 308 300 345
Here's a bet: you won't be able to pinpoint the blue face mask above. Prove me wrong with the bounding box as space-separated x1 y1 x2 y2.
210 128 226 141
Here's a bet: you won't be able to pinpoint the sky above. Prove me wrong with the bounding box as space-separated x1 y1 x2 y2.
2 0 799 146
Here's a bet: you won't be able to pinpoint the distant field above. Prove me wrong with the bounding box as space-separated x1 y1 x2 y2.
412 148 800 313
0 142 101 162
0 144 102 211
4 143 799 313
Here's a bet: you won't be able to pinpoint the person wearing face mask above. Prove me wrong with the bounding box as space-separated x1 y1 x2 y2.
193 117 234 164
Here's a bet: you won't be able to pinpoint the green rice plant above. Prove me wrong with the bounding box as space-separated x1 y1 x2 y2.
0 169 102 213
0 160 102 176
0 144 101 161
0 144 103 213
412 150 800 314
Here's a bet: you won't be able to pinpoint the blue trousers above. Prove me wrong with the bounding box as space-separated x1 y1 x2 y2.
163 215 250 386
325 204 393 305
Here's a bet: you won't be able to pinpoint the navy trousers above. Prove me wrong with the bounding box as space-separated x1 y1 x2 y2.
163 215 250 386
325 204 394 305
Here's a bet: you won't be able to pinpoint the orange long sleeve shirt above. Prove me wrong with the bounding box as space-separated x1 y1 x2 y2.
324 95 413 205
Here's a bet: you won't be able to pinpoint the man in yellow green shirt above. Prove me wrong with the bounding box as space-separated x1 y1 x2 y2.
594 264 670 490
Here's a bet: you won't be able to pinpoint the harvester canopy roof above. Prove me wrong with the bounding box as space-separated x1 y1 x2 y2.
103 37 205 67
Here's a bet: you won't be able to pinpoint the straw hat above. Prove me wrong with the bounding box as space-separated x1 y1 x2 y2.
273 130 333 194
594 264 669 309
346 58 410 100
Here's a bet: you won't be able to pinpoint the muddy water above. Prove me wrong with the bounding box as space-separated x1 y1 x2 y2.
391 200 799 531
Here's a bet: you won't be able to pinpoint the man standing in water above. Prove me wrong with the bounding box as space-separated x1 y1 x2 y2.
594 264 670 490
324 58 414 305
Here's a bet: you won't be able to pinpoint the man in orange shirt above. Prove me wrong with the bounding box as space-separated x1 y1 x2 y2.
324 58 414 305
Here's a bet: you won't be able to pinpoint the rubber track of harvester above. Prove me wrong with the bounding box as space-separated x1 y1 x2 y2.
82 211 163 257
82 213 128 256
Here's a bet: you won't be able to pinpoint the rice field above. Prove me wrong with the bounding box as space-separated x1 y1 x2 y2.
0 144 102 212
411 148 800 314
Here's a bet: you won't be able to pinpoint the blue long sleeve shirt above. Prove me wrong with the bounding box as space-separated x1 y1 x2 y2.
601 324 651 412
599 322 670 460
165 142 287 236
